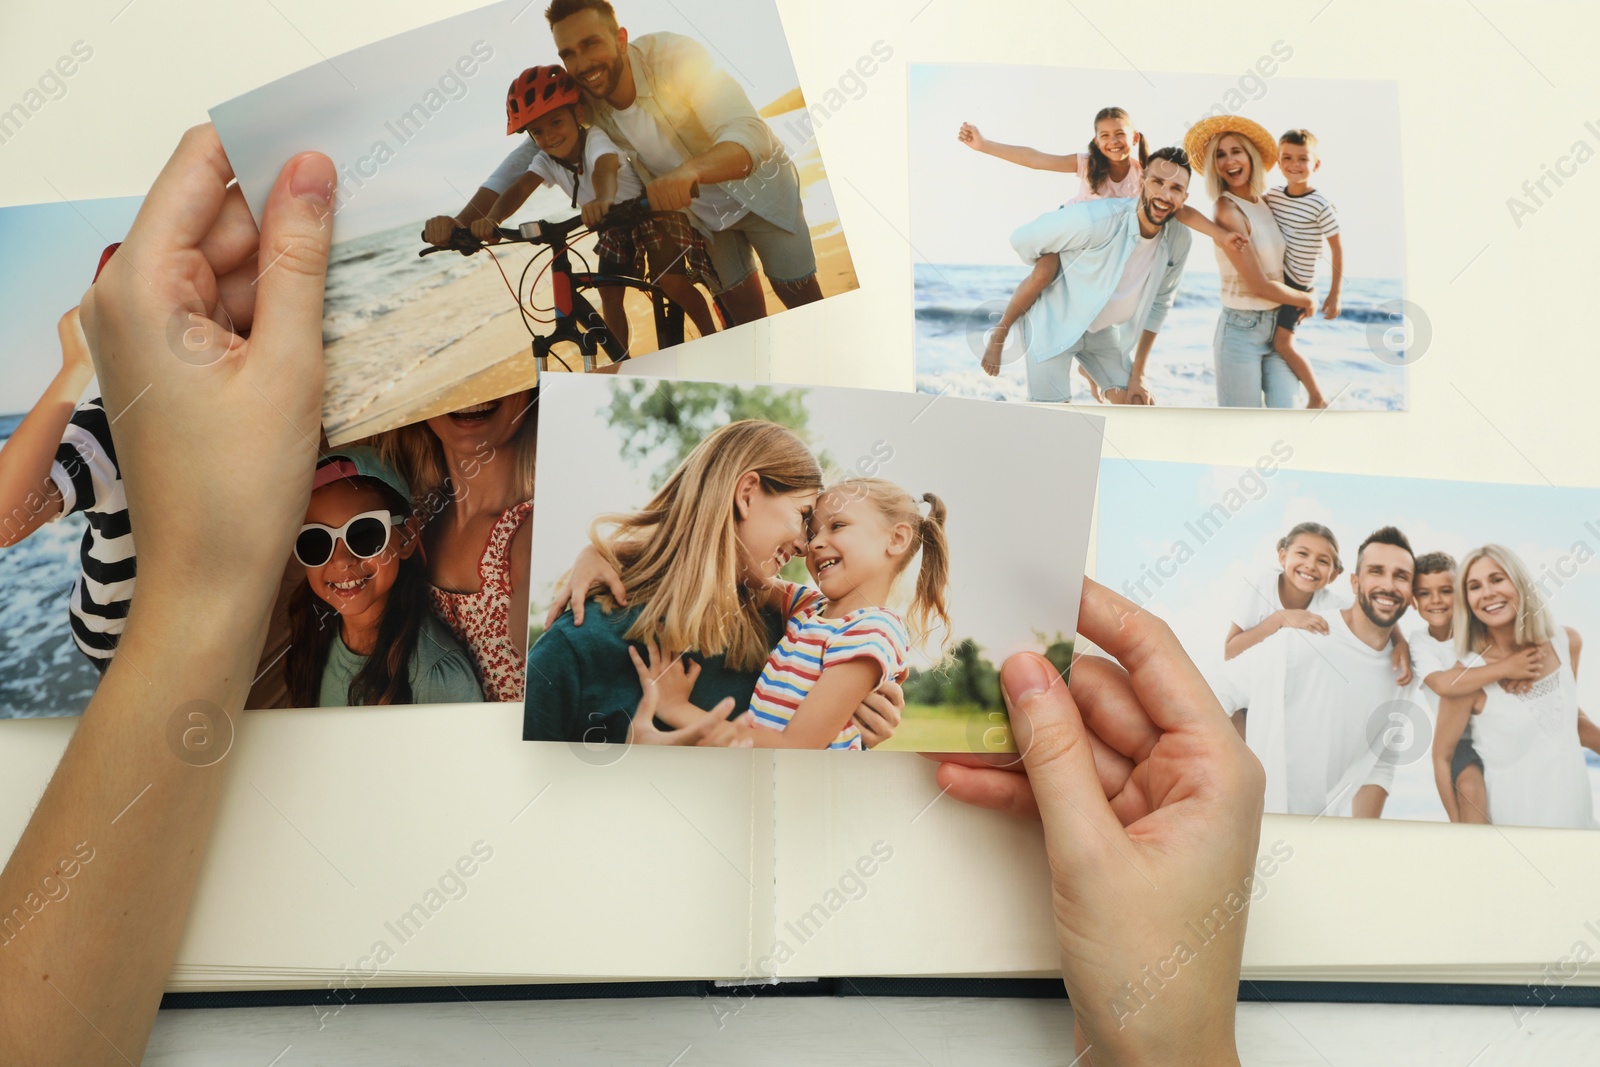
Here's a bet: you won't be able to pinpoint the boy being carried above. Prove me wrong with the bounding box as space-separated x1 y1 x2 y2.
1264 129 1343 409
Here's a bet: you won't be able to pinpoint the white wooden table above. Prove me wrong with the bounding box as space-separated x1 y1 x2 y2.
144 995 1600 1065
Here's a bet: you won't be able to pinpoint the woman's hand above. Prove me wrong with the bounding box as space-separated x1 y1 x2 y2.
546 542 627 627
1272 608 1328 635
1 124 336 1067
957 121 987 151
854 679 905 748
79 126 332 615
926 581 1262 1066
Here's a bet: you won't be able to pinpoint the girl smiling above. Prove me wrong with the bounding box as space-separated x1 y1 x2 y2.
650 478 951 750
285 447 482 708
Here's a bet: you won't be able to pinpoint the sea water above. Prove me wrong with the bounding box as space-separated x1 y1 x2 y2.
0 415 101 718
914 264 1408 410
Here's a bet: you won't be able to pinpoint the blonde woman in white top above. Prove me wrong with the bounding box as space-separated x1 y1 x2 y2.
1184 116 1316 408
1434 545 1600 829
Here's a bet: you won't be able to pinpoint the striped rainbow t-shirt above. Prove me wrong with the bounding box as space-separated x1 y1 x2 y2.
748 582 911 751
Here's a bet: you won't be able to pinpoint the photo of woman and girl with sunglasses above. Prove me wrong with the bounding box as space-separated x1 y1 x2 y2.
521 376 1097 753
268 389 537 710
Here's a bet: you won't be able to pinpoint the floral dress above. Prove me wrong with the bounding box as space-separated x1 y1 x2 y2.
429 500 533 702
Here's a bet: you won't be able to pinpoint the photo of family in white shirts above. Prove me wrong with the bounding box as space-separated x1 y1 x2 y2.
1096 461 1600 830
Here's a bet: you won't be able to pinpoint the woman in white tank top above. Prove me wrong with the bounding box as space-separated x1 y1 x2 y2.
1183 117 1316 409
1434 545 1600 829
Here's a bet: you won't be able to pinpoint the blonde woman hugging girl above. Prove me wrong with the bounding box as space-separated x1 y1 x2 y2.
640 478 951 749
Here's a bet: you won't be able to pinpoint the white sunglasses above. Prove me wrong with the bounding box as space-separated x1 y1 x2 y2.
294 510 406 567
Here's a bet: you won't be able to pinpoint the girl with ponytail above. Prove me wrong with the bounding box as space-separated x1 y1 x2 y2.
648 477 952 750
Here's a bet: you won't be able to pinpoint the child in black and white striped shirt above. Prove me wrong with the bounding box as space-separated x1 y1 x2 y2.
1264 129 1343 410
0 248 132 674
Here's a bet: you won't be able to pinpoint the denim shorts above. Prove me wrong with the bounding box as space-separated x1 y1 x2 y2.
1214 306 1297 408
1276 278 1313 333
1451 733 1485 785
703 202 818 293
1026 325 1129 403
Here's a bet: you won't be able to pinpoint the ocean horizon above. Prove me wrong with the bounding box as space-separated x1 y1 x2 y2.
914 263 1408 410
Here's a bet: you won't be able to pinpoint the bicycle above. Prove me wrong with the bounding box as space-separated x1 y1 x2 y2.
419 190 718 373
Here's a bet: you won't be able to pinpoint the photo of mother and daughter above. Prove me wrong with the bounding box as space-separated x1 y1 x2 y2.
273 389 537 709
1220 521 1600 829
523 419 949 749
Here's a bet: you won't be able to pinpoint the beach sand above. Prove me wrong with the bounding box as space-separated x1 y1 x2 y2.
327 220 857 447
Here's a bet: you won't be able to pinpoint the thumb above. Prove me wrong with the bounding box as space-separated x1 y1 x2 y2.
248 151 335 376
1002 653 1127 864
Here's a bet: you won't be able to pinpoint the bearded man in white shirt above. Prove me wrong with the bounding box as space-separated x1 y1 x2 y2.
1213 526 1418 818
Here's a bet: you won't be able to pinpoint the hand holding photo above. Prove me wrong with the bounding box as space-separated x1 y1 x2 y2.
523 376 1101 753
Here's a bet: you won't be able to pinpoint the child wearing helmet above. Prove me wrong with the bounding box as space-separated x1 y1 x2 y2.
474 65 719 352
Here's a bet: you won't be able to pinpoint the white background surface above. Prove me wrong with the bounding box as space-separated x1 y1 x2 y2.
141 996 1600 1066
5 0 1600 1060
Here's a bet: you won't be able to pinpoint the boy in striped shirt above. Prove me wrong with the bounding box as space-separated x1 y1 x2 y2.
1264 128 1343 410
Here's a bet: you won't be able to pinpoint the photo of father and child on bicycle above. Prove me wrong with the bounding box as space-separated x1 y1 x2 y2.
209 0 858 448
520 376 1097 754
909 63 1406 411
0 198 538 718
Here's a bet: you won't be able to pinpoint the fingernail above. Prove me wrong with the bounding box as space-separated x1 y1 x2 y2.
1001 653 1057 709
290 153 336 208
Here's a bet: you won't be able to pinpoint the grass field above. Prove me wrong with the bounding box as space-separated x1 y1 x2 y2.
874 703 1017 754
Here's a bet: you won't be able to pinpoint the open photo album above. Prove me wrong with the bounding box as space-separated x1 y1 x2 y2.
5 0 1600 1010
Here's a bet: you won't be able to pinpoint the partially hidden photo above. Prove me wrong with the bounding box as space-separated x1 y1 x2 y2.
0 197 536 719
523 375 1101 753
909 61 1406 411
211 0 857 446
247 384 538 712
1096 458 1600 830
0 197 141 718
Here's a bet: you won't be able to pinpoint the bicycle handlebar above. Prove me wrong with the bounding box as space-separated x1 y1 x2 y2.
419 182 700 258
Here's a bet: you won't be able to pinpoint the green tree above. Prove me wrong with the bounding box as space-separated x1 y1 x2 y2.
1035 630 1075 682
902 637 1001 709
601 380 813 487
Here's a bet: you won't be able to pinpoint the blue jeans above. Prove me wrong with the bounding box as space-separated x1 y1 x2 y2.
1026 325 1129 403
1214 307 1296 408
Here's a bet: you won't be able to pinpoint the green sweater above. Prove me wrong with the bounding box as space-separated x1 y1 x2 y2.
523 600 781 743
318 613 484 707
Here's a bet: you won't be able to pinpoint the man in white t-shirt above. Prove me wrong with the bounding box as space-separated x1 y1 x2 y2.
424 0 818 327
1212 527 1418 818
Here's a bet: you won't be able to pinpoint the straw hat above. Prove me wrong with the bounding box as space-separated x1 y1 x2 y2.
1184 115 1278 176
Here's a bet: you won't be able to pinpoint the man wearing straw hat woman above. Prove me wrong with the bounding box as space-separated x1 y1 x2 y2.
1185 115 1317 408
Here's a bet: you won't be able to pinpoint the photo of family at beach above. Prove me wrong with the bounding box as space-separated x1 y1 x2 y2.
522 375 1098 753
0 196 534 718
1096 460 1600 830
909 63 1406 410
210 0 857 447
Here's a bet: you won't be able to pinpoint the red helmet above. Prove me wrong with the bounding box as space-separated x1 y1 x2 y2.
505 65 581 136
